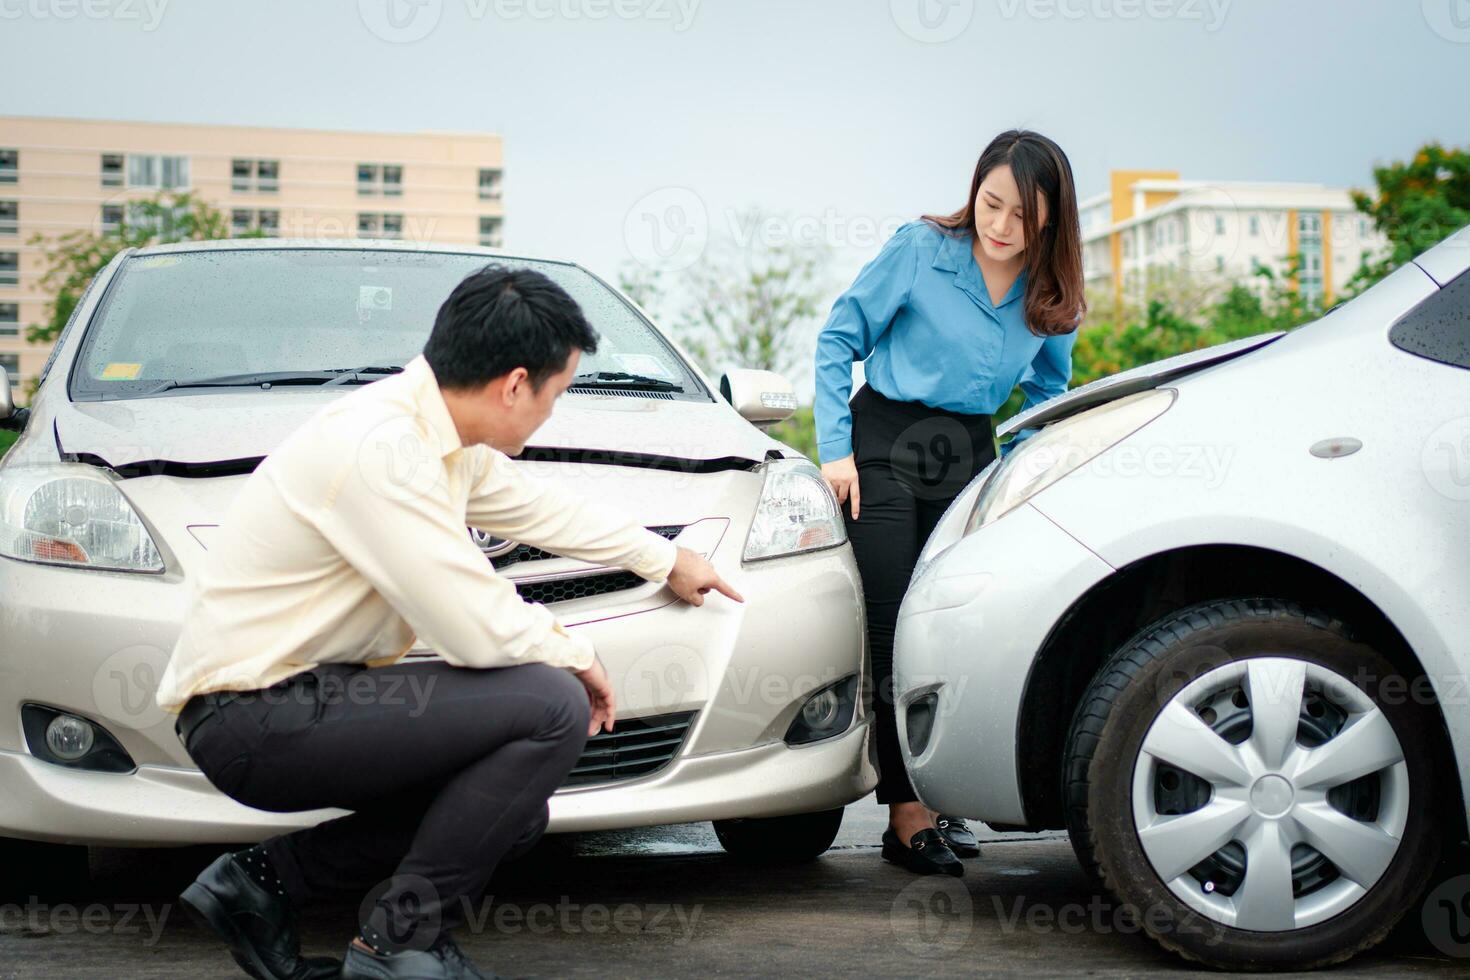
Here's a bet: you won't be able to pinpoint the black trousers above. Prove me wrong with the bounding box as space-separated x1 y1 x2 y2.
181 659 590 950
842 383 996 805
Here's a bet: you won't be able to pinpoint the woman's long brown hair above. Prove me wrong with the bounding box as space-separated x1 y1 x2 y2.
922 130 1085 337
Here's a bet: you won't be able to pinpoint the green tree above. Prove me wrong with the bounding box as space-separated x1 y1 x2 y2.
22 192 253 401
1341 141 1470 296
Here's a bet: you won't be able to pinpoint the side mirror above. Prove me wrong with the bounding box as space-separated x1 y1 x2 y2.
719 368 797 427
0 367 26 432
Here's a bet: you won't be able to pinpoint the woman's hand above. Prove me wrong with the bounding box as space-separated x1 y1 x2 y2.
821 455 860 519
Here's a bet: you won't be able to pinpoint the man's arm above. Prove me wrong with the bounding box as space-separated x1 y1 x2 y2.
464 447 678 582
313 434 595 671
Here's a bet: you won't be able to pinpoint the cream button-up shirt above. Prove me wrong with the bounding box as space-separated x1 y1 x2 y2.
155 352 679 714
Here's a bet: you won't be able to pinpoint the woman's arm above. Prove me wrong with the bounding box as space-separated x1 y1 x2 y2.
1001 327 1079 457
813 223 922 464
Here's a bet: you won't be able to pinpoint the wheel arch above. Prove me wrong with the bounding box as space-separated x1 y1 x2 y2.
1011 543 1467 842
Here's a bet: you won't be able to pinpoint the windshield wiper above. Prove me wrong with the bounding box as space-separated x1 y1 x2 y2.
140 365 404 396
571 371 683 392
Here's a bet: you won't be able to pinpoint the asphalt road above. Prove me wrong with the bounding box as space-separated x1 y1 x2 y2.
1 805 1466 978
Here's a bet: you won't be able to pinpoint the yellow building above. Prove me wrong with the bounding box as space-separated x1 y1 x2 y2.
0 115 505 393
1079 169 1389 314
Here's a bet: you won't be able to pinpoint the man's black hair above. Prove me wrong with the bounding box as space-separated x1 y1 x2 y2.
423 264 599 391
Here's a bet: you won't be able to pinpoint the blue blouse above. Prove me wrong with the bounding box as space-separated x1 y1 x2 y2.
812 218 1077 464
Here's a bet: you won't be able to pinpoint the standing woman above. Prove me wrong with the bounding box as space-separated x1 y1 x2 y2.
814 129 1086 875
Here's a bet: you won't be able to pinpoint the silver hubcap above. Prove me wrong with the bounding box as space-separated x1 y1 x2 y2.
1130 657 1409 932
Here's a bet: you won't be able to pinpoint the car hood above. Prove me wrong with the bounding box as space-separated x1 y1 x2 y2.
997 331 1287 437
53 389 780 473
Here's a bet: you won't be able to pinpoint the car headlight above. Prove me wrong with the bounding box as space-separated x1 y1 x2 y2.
965 389 1176 534
743 457 847 562
0 463 164 572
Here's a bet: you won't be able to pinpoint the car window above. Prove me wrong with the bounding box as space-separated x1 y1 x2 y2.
1388 266 1470 369
69 248 708 401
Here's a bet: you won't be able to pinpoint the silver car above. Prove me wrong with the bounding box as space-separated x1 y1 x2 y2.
895 224 1470 970
0 239 875 884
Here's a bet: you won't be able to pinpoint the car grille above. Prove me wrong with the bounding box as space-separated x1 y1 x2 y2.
559 710 697 788
491 525 684 572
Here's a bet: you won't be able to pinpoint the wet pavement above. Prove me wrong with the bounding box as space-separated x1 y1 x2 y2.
2 804 1466 977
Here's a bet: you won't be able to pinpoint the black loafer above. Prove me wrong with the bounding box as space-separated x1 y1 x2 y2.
881 827 964 877
936 814 982 858
179 851 341 980
342 933 501 979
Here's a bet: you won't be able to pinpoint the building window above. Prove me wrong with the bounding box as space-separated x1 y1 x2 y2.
1215 256 1224 273
1248 214 1259 237
381 213 402 239
0 201 15 236
358 213 404 240
101 204 123 232
124 154 190 190
124 201 189 237
0 149 16 184
232 209 280 236
233 159 281 193
0 252 17 285
0 354 18 382
1214 214 1225 235
479 216 503 248
478 168 503 200
358 163 404 197
0 302 16 337
1358 217 1369 237
101 153 124 187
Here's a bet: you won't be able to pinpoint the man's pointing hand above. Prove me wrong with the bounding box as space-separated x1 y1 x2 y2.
666 545 744 607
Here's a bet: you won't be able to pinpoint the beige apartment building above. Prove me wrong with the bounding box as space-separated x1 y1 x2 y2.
0 115 506 396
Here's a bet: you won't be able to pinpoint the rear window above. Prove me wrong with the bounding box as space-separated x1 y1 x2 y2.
1389 266 1470 369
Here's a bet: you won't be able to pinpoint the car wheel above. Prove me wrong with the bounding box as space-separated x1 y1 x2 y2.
1064 597 1444 970
713 807 845 863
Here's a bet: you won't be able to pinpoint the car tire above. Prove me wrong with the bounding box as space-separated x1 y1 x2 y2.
1063 597 1445 971
713 807 845 863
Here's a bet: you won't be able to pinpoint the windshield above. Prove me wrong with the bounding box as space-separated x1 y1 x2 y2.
70 248 707 401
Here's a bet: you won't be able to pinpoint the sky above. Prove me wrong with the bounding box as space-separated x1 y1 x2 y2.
2 0 1467 383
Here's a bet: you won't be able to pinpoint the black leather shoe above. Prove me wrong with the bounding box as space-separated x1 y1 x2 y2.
881 827 964 876
936 814 982 858
342 933 501 979
179 851 341 980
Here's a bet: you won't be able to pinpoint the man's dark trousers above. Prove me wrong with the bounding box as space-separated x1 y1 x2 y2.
178 659 591 950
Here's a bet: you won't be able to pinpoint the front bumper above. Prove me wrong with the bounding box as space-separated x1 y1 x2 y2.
893 502 1112 825
0 522 875 845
